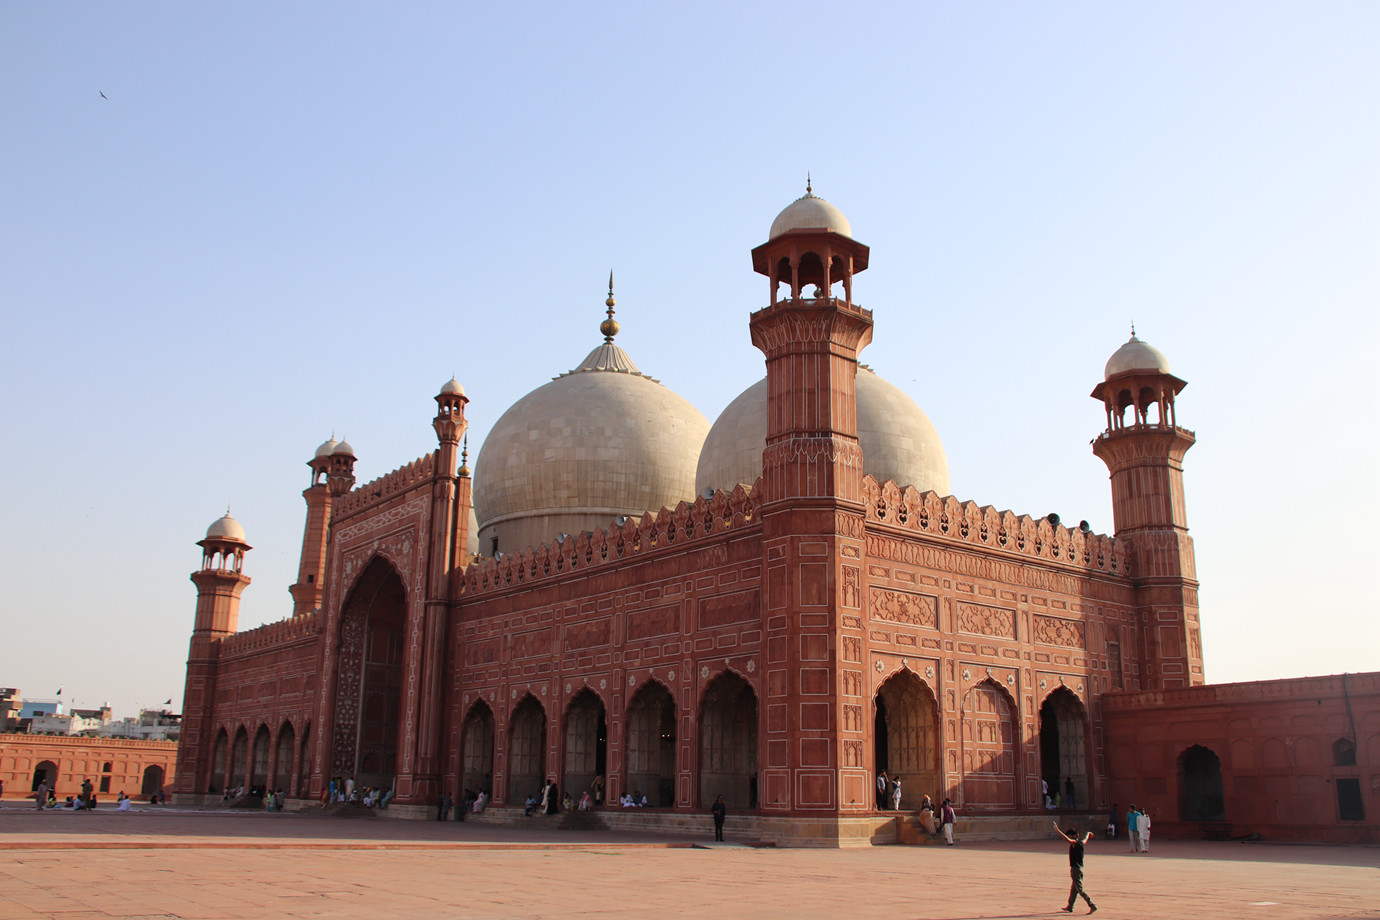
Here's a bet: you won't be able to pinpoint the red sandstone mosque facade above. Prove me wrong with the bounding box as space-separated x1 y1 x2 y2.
173 190 1377 845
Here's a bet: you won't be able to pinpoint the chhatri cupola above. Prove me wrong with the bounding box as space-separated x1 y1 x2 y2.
752 178 870 305
1091 329 1187 432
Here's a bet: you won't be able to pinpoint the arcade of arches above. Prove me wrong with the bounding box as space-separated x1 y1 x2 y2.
0 734 177 804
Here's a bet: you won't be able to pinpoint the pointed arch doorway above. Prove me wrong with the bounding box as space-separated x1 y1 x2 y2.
874 669 941 809
330 556 408 790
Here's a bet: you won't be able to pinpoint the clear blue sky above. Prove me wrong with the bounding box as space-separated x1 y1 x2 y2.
2 2 1376 718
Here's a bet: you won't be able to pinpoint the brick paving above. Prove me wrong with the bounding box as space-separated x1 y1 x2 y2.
1 804 1376 919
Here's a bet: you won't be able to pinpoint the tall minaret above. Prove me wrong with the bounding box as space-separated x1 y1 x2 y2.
289 438 338 616
173 512 252 797
1091 332 1204 689
748 183 874 824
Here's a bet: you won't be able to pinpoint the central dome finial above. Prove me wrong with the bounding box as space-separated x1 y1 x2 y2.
600 270 619 342
806 172 812 195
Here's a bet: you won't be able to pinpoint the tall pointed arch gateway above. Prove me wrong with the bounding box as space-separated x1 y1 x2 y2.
329 556 408 790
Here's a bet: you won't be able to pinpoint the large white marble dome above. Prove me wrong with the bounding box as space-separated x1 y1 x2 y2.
472 334 711 556
695 367 951 497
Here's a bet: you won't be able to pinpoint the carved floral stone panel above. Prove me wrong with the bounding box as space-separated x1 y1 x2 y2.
1033 614 1085 649
870 588 938 628
956 602 1016 640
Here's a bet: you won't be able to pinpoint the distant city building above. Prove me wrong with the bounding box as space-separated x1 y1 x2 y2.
0 688 20 731
99 709 181 741
19 700 62 719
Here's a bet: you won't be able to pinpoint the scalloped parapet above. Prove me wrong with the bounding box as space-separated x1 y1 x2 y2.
861 475 1129 576
218 610 322 659
463 480 761 596
335 452 437 516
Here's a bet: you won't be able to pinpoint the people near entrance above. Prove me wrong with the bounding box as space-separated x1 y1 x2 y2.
80 778 94 811
116 792 133 812
562 792 573 811
1107 802 1118 839
543 780 559 815
1065 777 1077 811
472 790 488 813
890 777 902 811
941 798 956 845
1138 810 1151 852
591 774 605 807
1053 822 1097 914
437 792 452 821
35 781 48 810
919 795 938 836
620 792 636 807
876 771 889 809
1043 778 1053 810
524 793 537 816
711 794 727 841
578 790 593 811
1126 805 1141 852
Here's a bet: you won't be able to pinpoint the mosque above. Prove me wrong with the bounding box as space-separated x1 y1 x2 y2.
173 188 1376 845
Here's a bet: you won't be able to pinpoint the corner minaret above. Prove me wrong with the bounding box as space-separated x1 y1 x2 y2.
190 511 252 640
748 184 875 832
1091 332 1204 689
175 511 252 798
749 181 873 504
289 438 338 616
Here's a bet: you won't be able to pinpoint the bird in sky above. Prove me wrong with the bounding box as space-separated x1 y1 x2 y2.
99 91 108 100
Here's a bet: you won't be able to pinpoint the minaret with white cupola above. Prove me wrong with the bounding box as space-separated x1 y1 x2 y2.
1091 331 1203 689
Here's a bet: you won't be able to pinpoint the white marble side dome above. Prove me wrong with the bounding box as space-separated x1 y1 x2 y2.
205 512 248 544
769 191 853 239
1105 334 1171 379
472 341 711 556
313 437 339 459
695 368 951 496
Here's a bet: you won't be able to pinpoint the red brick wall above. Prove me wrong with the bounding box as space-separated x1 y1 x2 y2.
1102 673 1380 843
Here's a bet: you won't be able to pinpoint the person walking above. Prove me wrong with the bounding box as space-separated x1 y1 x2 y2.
1139 809 1151 852
1126 805 1140 852
35 781 48 810
876 771 889 810
711 794 727 842
890 777 903 811
941 798 956 845
1053 822 1098 914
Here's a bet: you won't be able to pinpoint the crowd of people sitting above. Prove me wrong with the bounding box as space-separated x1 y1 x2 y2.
319 776 394 809
29 779 166 812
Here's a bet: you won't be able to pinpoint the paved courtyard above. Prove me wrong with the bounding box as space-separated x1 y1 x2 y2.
1 805 1375 919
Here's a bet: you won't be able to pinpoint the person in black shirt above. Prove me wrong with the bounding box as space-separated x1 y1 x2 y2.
711 795 727 841
1053 822 1097 914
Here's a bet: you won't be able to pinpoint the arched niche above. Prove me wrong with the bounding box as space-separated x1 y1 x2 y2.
1177 744 1225 822
698 671 758 809
461 701 495 798
874 668 940 810
562 688 606 806
627 680 676 808
507 694 547 805
960 679 1018 808
1039 687 1089 810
